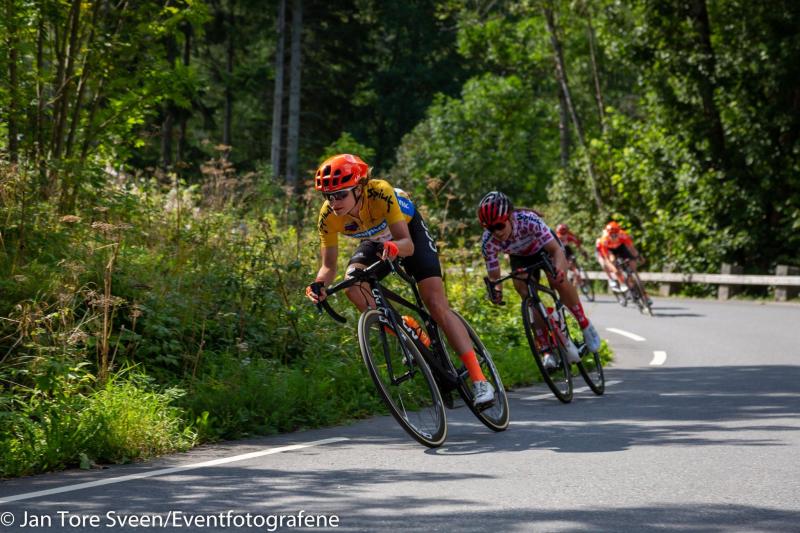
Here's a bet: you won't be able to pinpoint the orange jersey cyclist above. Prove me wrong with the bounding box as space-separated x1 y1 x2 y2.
305 154 495 405
597 221 643 293
478 191 602 370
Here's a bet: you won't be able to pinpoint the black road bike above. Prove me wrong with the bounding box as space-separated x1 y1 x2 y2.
567 251 595 302
612 257 653 316
484 256 605 403
315 259 509 447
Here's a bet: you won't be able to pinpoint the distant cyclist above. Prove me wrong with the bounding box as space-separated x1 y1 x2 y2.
478 192 602 371
304 154 494 404
555 223 584 286
597 221 649 302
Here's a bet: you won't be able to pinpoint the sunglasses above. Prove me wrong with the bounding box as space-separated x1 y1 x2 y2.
486 222 506 232
324 189 352 202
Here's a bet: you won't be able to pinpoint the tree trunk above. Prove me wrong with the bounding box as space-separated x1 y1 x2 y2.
270 0 286 180
688 0 728 172
52 0 82 162
557 84 570 168
35 13 47 190
6 0 19 163
177 22 192 166
223 4 235 148
543 3 604 212
161 33 179 170
66 0 102 159
285 0 302 190
78 1 128 166
586 11 606 134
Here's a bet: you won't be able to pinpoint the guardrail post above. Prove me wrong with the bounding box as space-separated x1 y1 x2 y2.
718 263 743 300
775 264 799 301
659 265 676 296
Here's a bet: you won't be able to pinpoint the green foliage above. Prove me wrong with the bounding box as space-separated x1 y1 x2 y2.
318 132 375 164
0 363 193 478
392 74 559 221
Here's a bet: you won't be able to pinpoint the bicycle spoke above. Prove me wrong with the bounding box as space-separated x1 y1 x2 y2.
359 310 446 447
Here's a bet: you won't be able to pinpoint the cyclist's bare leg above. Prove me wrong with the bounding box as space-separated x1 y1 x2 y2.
607 254 626 286
344 263 374 311
514 277 551 347
418 276 487 382
417 276 471 354
568 256 582 286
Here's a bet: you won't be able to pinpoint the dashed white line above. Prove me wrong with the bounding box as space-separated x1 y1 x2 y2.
650 351 667 366
0 437 349 504
518 380 623 400
605 327 646 342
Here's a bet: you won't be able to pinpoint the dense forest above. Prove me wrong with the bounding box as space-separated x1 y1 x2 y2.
1 0 798 476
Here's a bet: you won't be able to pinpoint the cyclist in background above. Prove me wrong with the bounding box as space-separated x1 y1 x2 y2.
555 223 584 288
478 192 602 371
304 154 494 405
597 221 650 302
595 227 623 293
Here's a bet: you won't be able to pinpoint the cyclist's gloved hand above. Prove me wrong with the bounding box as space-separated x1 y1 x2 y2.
305 280 327 304
381 241 399 261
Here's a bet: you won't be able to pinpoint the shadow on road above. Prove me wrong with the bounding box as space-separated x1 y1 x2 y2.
433 365 800 456
651 311 705 318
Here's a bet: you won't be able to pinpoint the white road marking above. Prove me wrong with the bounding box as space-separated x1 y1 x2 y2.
518 380 623 400
0 437 349 504
605 328 646 342
650 350 667 366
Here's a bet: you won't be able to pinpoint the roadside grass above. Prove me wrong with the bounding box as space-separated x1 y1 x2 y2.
0 168 614 479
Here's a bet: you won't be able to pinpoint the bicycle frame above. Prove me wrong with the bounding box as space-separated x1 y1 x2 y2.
317 260 462 391
485 257 576 350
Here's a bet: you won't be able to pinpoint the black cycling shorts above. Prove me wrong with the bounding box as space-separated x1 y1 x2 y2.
509 249 554 282
608 244 635 261
347 211 442 282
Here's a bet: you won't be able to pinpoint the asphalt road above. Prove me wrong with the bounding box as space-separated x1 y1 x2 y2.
2 296 799 532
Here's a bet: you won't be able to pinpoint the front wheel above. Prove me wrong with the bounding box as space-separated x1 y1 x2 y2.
446 310 510 431
522 298 573 403
630 272 653 316
358 310 447 448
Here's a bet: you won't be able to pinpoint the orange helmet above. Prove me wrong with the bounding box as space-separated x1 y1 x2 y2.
314 154 369 192
605 221 621 234
556 223 569 235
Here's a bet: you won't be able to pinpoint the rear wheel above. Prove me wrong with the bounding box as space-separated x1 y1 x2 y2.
521 298 573 403
576 343 605 395
440 310 510 431
358 310 447 448
577 264 595 302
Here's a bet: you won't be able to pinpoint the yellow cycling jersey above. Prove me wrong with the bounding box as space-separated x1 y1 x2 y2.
317 179 416 248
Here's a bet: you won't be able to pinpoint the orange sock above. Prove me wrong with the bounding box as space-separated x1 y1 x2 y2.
460 349 487 382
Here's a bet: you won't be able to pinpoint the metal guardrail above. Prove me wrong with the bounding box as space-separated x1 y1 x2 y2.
582 271 800 286
583 263 800 301
450 263 800 301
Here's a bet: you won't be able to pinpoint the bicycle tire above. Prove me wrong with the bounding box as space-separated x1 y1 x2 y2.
631 272 653 316
358 310 447 448
521 298 573 403
445 310 510 432
575 340 605 395
577 265 595 302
